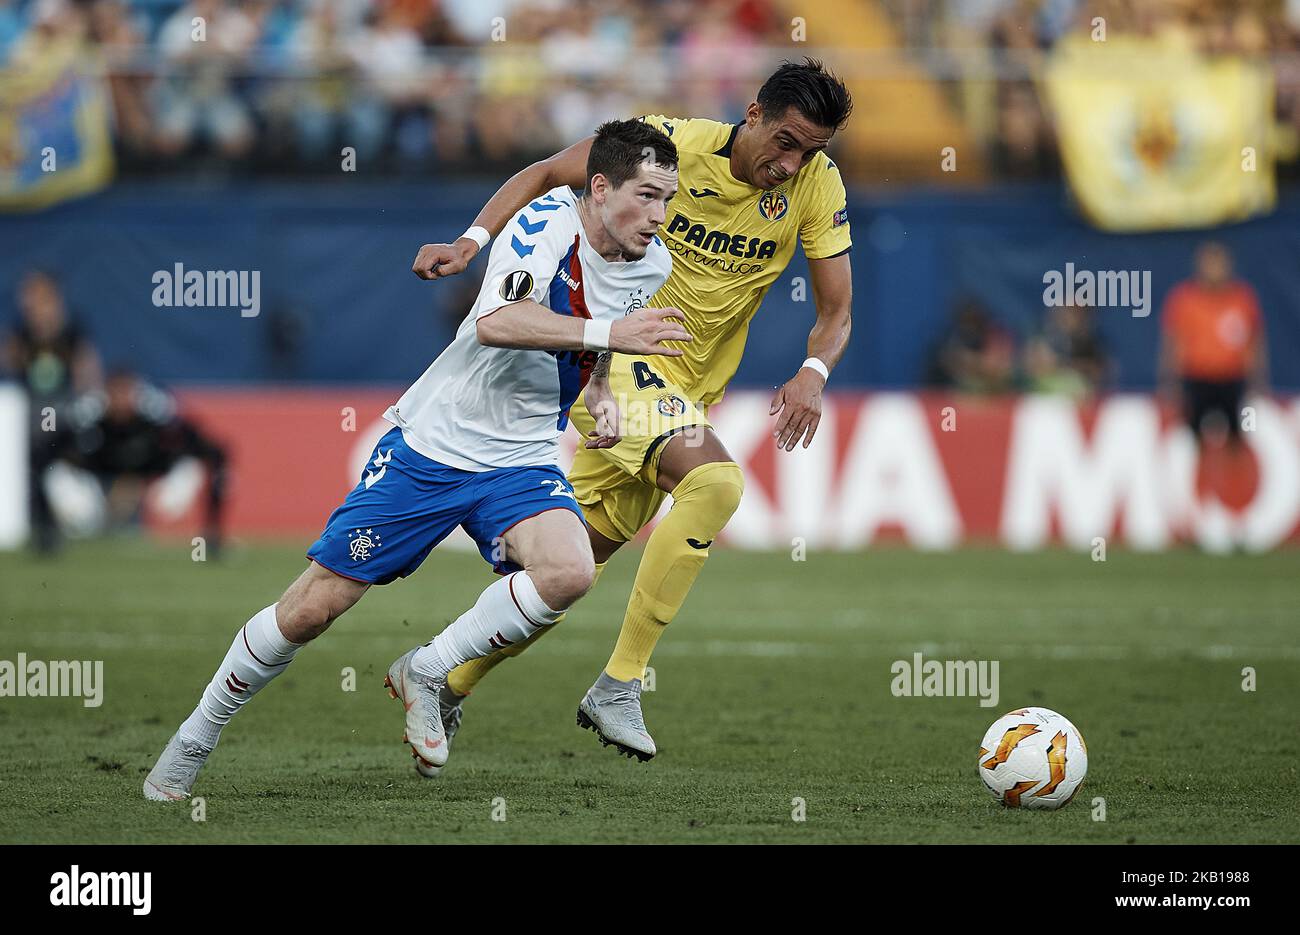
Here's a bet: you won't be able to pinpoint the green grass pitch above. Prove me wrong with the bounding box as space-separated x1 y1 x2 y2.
1 540 1296 844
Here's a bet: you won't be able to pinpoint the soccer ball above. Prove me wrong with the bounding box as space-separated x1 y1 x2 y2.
978 706 1087 810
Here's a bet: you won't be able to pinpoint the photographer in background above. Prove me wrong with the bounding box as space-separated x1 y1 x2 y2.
66 369 231 557
2 269 102 553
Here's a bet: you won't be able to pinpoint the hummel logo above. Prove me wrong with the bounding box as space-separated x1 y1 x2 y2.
686 538 713 550
689 187 721 198
557 267 581 291
364 448 393 489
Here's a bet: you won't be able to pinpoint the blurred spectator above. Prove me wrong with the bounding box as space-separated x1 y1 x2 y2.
1159 241 1269 442
287 1 386 162
88 0 156 159
155 0 259 159
927 299 1017 393
7 0 88 71
992 81 1057 177
1024 302 1109 398
349 0 432 166
2 270 102 553
66 370 230 554
0 0 23 65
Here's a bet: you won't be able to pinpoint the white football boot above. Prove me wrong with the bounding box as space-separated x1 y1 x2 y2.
430 684 465 776
143 732 212 801
577 672 656 761
384 648 449 776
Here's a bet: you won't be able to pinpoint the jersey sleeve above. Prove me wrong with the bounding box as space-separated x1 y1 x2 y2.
474 195 576 319
799 158 853 260
637 114 688 142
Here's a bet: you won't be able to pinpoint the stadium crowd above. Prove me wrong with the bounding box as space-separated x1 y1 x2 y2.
0 0 789 172
5 0 1300 177
886 0 1300 177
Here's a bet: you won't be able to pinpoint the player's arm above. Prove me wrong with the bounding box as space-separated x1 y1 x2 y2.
583 352 620 449
476 301 691 356
770 252 852 450
412 137 595 281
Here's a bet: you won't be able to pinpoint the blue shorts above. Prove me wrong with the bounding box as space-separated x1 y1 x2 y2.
306 427 584 584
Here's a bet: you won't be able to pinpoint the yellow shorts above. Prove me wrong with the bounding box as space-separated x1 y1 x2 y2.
568 354 711 542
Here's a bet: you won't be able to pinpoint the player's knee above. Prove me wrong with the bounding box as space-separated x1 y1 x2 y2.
278 571 358 641
678 460 745 525
276 596 331 643
532 553 596 610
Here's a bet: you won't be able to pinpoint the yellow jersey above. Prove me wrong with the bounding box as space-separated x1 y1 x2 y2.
638 114 852 406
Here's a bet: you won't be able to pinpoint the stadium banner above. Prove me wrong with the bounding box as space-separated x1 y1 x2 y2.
0 58 114 212
21 388 1284 553
1043 35 1275 231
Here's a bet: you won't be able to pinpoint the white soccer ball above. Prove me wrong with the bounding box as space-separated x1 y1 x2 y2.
977 706 1088 810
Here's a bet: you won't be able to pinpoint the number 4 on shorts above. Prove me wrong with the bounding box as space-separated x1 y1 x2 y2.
633 361 666 390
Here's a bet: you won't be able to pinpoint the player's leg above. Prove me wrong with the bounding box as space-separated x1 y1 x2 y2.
442 518 624 698
606 427 743 679
580 427 744 760
391 506 595 772
438 439 636 701
144 562 368 801
147 425 459 796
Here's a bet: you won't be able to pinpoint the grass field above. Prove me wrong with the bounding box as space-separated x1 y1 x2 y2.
1 539 1297 844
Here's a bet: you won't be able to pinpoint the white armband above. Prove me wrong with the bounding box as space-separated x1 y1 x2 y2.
583 319 612 351
460 226 491 250
801 357 830 382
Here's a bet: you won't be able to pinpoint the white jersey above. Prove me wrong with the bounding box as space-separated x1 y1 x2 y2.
385 186 672 471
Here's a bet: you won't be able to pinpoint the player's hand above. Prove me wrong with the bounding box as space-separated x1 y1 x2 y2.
412 238 479 280
609 307 691 357
583 379 621 448
769 367 825 451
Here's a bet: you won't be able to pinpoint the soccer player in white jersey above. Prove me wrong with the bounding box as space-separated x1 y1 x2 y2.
144 119 685 798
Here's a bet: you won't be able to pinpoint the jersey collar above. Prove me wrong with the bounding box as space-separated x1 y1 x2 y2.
713 122 742 158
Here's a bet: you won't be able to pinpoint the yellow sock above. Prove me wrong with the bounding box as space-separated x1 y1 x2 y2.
605 461 744 682
446 561 606 697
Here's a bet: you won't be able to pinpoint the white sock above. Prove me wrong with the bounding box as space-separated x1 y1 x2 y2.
412 572 564 679
178 604 304 748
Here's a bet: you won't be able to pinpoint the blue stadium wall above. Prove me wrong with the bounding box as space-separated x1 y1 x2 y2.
3 181 1299 390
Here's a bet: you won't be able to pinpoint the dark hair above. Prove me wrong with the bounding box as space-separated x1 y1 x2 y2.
756 58 853 131
586 118 678 191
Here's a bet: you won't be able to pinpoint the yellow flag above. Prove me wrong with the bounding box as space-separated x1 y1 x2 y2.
0 50 114 212
1042 34 1275 231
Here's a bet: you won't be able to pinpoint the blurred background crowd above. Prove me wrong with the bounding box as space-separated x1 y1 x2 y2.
0 0 795 173
3 0 1300 177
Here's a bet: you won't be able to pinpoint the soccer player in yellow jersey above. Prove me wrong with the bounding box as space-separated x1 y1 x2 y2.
411 59 854 761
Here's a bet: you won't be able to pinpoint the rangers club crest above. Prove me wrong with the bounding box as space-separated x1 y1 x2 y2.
348 528 382 562
757 190 788 221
